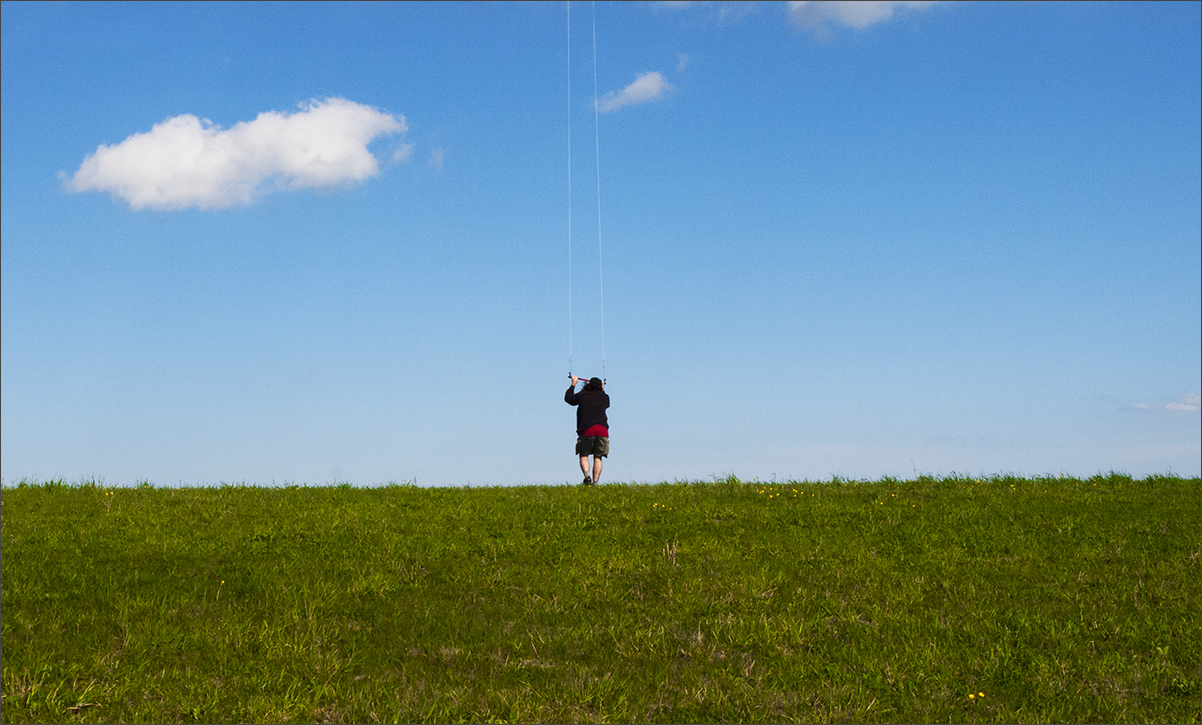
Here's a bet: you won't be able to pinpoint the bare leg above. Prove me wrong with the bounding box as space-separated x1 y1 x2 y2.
579 455 590 479
592 457 602 483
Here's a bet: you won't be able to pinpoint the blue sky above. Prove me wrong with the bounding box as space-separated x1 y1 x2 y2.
2 1 1199 486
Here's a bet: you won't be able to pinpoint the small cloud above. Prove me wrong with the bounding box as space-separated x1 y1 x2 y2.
65 98 405 211
677 53 691 72
659 2 759 25
392 143 414 163
787 1 938 32
597 71 672 113
1130 393 1200 415
428 148 446 173
1167 393 1201 414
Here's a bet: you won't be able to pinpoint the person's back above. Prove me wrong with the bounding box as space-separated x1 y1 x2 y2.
565 375 609 485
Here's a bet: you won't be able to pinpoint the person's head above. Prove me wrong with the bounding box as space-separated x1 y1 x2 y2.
585 377 604 392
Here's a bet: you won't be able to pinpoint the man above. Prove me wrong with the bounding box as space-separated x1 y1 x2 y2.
565 374 609 486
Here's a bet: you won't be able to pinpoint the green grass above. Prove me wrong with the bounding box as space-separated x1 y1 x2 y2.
2 473 1199 723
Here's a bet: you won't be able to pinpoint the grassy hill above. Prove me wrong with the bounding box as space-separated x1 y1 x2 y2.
2 473 1199 723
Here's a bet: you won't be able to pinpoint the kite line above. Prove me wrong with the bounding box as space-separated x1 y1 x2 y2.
592 0 606 382
567 1 607 382
567 0 573 378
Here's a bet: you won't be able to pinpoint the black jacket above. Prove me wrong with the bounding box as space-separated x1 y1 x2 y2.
565 385 610 435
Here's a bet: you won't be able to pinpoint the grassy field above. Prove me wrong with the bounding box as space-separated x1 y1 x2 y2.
2 473 1199 723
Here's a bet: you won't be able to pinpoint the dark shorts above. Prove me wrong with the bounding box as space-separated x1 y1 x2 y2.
576 435 609 457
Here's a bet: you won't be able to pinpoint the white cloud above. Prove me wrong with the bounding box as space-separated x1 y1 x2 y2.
677 53 691 72
428 148 446 173
65 98 405 211
597 71 672 113
1166 393 1201 414
392 143 415 163
1130 393 1200 414
787 1 937 31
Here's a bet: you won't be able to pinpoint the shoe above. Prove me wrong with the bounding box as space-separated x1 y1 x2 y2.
582 475 593 486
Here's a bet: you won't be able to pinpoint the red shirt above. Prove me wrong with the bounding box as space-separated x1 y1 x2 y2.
581 424 609 438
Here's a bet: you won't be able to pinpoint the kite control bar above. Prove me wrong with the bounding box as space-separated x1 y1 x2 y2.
568 374 606 384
